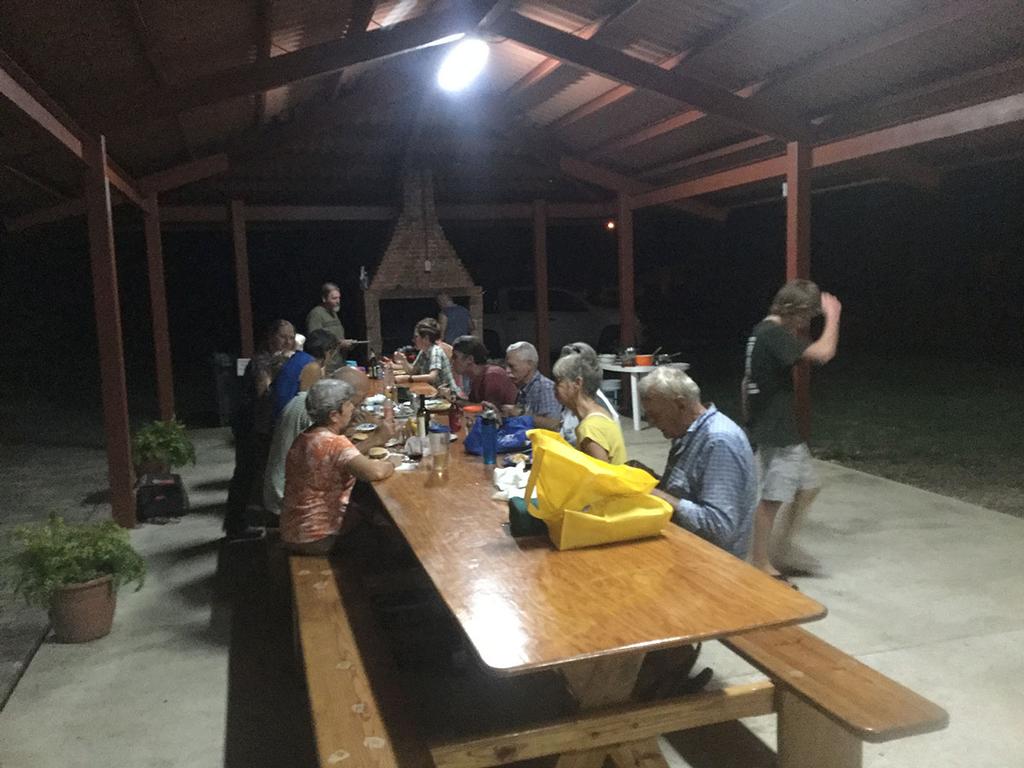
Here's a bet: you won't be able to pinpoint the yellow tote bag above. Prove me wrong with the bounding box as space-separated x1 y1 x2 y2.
524 429 673 550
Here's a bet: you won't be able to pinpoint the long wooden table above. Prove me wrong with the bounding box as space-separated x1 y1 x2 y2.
365 413 825 768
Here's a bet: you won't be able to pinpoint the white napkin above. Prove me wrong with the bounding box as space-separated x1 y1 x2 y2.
491 463 535 502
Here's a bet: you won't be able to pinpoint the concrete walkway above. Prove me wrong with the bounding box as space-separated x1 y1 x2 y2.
1 426 1022 767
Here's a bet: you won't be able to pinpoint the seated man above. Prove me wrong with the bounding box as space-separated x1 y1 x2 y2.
639 367 757 559
446 335 518 408
502 341 561 430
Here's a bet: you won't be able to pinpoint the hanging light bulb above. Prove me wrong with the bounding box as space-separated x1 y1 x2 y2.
437 38 490 92
605 220 616 230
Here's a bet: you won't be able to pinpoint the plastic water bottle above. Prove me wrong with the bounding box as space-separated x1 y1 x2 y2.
481 409 498 465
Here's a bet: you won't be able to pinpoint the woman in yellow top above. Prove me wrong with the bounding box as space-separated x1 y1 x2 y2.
552 351 627 464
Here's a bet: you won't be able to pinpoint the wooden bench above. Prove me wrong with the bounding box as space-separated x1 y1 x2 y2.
722 624 949 768
289 554 432 768
291 552 946 768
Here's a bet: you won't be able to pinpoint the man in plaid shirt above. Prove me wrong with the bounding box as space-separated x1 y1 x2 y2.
640 366 757 559
502 342 562 430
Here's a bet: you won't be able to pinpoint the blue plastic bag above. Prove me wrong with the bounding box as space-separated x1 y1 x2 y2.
464 414 534 455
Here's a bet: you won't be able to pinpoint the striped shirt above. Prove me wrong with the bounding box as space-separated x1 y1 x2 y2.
412 344 458 393
657 406 757 559
516 371 561 419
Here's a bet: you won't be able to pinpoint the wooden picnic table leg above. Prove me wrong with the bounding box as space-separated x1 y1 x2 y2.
555 654 670 768
777 690 862 768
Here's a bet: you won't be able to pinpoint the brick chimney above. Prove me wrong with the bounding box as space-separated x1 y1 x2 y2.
364 170 483 352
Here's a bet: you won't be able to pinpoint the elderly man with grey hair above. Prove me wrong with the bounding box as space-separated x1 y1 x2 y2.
639 367 757 559
502 341 561 429
280 378 395 555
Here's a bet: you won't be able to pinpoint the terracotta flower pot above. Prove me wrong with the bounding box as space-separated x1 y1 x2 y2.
49 575 116 643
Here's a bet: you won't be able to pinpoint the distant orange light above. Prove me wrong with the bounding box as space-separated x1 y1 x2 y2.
605 220 616 230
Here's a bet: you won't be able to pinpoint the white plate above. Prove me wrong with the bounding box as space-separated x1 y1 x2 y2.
353 422 377 432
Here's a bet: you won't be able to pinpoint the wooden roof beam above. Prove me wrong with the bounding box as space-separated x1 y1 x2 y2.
116 0 196 157
551 0 803 129
254 0 275 124
586 0 987 160
0 48 144 207
638 54 1024 183
459 96 727 220
5 154 230 231
628 92 1024 209
505 0 645 98
117 6 488 124
487 12 809 141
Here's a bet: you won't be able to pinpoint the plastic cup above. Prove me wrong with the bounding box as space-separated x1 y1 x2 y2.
429 430 450 475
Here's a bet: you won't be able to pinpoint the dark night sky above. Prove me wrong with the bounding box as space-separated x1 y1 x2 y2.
1 160 1021 423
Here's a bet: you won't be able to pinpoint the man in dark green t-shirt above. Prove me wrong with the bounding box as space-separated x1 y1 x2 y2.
742 280 842 578
306 282 355 371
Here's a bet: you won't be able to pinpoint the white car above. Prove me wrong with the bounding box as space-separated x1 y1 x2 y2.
483 287 620 358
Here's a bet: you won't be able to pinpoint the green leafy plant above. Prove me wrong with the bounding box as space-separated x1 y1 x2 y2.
8 515 146 607
132 419 196 469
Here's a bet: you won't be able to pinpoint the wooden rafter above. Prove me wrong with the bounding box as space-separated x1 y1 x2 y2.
0 48 144 207
114 7 482 124
5 154 230 231
487 11 809 141
157 202 619 223
459 96 726 220
254 0 275 124
329 0 377 99
504 0 645 98
628 92 1024 209
586 0 986 160
637 54 1024 184
116 0 195 157
551 0 803 129
0 162 69 200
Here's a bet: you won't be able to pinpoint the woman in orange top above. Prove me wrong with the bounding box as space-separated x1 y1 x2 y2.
281 378 395 555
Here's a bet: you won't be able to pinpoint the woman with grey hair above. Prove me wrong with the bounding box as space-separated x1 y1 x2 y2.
552 351 627 464
280 378 395 554
557 342 621 446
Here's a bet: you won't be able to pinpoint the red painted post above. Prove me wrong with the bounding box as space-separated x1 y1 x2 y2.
617 195 636 347
230 200 255 357
786 141 812 441
533 199 550 373
143 196 175 421
84 135 137 528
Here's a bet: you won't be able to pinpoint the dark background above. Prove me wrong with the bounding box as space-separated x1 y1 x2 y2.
1 161 1021 427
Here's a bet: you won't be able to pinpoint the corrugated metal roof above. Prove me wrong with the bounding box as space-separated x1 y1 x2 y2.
2 0 1024 217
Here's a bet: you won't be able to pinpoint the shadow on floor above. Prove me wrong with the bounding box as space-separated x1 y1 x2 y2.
217 537 318 768
664 721 776 768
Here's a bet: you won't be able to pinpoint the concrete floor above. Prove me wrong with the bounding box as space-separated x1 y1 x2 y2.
1 425 1022 767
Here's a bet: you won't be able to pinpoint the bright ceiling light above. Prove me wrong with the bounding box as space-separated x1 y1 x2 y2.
437 38 490 92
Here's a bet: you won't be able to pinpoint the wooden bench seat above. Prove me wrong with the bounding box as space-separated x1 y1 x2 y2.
722 624 948 767
289 554 432 768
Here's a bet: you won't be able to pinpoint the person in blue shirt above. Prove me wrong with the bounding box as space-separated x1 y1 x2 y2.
436 293 474 345
638 366 757 560
502 341 561 430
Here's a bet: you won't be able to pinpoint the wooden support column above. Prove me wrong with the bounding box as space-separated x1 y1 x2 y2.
230 200 255 357
143 196 175 421
533 199 550 372
84 136 136 528
617 196 636 347
786 141 812 442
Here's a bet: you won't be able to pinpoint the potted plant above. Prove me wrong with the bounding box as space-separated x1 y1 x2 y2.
132 419 196 475
8 515 146 642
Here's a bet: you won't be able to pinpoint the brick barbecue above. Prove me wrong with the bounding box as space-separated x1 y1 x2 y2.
364 170 483 353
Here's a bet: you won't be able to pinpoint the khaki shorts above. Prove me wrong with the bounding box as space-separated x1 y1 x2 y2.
756 443 819 503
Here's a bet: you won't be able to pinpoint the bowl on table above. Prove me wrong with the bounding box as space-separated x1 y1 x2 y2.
634 354 654 366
